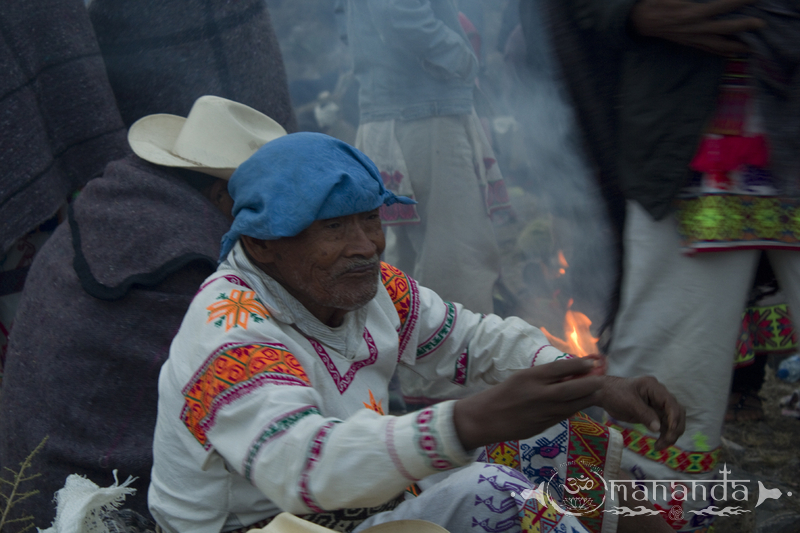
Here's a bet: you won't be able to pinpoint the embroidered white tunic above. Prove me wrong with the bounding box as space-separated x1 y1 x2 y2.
149 243 570 533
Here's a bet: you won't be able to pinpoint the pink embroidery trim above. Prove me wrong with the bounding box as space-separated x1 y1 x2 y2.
308 329 379 394
386 418 419 482
397 278 420 361
530 344 553 367
451 350 469 386
299 421 338 513
198 274 252 293
415 407 453 471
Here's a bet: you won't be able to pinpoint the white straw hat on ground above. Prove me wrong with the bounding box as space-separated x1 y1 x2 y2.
127 95 286 179
249 513 450 533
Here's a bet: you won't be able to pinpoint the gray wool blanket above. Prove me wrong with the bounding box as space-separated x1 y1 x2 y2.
0 155 230 526
88 0 297 133
0 0 129 253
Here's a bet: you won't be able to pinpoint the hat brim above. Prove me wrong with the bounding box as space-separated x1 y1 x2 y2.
128 114 237 179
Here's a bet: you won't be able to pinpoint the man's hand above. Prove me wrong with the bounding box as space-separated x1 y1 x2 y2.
453 358 604 450
630 0 765 55
600 375 686 450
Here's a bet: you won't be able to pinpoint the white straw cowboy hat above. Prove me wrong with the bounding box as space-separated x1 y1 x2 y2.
251 513 450 533
127 95 286 179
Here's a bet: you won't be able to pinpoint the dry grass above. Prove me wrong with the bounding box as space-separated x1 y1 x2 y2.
0 437 47 533
715 367 800 532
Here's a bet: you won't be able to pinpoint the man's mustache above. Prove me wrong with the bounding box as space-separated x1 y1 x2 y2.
332 256 380 278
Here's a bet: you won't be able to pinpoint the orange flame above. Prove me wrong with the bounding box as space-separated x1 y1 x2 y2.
557 250 568 276
540 299 598 357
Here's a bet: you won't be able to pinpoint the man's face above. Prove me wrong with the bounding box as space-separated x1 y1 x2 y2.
245 209 386 326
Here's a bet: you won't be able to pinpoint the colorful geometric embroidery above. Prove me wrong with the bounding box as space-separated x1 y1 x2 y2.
379 171 421 225
606 422 720 474
520 424 569 493
416 302 457 359
380 262 411 327
735 303 797 368
381 262 419 358
772 304 797 352
452 349 469 386
182 343 310 448
308 328 379 394
676 195 800 252
484 441 522 471
363 389 385 415
520 498 564 533
566 413 611 533
206 288 270 331
243 405 320 481
299 421 339 513
413 407 454 471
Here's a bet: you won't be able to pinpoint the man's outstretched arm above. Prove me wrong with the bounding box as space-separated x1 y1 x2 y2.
453 358 685 451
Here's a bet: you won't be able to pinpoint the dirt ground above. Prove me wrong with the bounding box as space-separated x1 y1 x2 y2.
714 363 800 533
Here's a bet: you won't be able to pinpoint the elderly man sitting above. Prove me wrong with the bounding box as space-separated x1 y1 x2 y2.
150 133 684 533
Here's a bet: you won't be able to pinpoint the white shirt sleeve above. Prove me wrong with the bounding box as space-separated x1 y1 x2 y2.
206 376 471 514
397 281 573 402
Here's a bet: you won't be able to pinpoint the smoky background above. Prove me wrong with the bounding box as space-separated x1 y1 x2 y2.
266 0 616 340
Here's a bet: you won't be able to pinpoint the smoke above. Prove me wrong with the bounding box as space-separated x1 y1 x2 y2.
483 0 615 330
268 0 615 331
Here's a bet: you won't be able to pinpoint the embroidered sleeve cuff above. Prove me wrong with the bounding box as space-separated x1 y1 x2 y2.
386 400 472 480
531 345 575 366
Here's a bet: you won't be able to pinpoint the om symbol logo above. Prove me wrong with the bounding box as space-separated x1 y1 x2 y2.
668 505 684 521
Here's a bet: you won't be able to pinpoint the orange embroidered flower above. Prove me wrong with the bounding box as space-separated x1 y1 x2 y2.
363 389 384 416
207 289 270 331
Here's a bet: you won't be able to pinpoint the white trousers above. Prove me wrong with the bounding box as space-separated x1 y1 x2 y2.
353 463 593 533
607 201 800 527
383 116 501 315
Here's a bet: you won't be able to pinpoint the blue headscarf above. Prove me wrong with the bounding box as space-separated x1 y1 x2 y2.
219 132 414 261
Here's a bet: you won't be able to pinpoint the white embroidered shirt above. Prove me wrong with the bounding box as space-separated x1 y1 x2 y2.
148 243 570 532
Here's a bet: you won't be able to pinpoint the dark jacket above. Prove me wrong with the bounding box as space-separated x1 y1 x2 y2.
0 156 230 525
547 0 725 220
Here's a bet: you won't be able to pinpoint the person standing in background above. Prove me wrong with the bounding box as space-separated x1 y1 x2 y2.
344 0 512 315
540 0 798 530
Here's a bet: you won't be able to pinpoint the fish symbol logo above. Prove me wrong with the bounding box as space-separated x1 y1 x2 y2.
756 481 785 507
